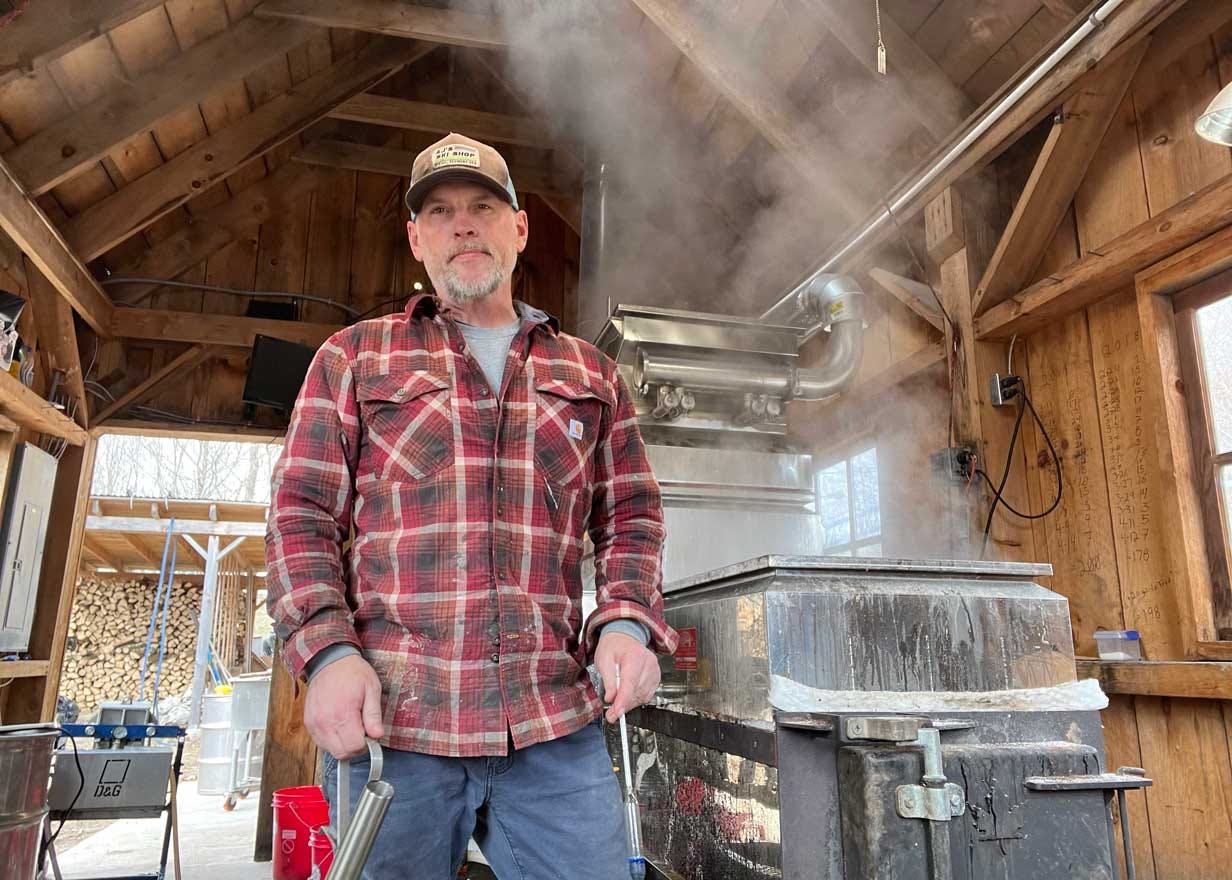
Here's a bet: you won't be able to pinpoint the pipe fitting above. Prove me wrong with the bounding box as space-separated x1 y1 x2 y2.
800 274 865 331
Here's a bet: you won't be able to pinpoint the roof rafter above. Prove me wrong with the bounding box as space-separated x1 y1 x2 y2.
294 138 578 196
293 138 582 231
0 0 165 88
328 95 556 150
254 0 502 49
65 37 431 262
629 0 869 222
972 43 1147 315
109 161 324 306
94 344 217 425
112 308 341 350
3 16 317 195
0 157 114 336
975 171 1232 340
788 0 973 141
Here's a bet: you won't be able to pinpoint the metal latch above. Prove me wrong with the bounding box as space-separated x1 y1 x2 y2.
845 716 967 822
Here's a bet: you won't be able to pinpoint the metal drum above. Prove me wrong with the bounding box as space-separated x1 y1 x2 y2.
198 692 233 795
0 724 59 880
230 672 271 731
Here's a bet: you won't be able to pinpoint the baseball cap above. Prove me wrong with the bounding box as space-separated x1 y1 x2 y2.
404 132 520 218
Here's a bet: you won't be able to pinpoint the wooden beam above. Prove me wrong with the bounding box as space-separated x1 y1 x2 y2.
536 194 581 236
0 0 165 88
94 344 216 425
121 534 165 569
328 95 556 149
27 262 89 429
3 16 316 195
293 138 579 197
254 0 502 49
1076 659 1232 700
94 420 285 442
0 660 50 678
0 158 113 336
926 178 1035 561
825 0 1186 275
4 438 97 722
976 171 1232 340
82 535 125 572
1198 642 1232 661
110 163 324 305
973 45 1147 316
111 308 340 350
65 37 427 262
868 267 943 331
629 0 868 218
86 515 267 537
790 0 972 141
0 368 89 445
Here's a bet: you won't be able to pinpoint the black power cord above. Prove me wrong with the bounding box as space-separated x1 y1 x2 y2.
974 376 1064 558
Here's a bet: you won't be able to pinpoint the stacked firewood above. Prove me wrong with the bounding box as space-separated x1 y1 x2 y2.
60 575 203 718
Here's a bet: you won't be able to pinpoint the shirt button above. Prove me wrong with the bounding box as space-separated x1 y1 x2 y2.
479 386 489 396
492 634 500 645
490 653 500 663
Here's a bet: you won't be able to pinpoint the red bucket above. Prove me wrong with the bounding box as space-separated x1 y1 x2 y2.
272 785 331 880
309 826 335 878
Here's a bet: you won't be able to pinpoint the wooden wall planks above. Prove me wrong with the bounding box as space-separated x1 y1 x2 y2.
993 18 1232 879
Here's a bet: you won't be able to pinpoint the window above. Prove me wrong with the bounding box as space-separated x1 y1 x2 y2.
816 447 882 557
1174 274 1232 619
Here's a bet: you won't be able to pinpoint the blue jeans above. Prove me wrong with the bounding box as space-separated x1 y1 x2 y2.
322 720 630 879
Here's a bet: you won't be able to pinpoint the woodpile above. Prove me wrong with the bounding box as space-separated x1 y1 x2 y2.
61 575 203 718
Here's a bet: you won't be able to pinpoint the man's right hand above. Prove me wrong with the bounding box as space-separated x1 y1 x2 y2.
304 653 385 759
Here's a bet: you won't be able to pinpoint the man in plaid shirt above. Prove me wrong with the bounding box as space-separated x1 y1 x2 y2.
265 132 676 878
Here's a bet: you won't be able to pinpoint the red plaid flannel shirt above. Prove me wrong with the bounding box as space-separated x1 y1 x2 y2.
265 295 676 757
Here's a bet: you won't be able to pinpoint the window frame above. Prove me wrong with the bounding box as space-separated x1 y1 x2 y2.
1172 269 1232 630
814 442 882 557
1136 231 1232 658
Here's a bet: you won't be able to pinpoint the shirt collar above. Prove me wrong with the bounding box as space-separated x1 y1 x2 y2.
405 294 559 334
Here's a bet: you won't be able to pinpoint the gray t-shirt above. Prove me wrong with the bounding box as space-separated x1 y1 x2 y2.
457 317 521 393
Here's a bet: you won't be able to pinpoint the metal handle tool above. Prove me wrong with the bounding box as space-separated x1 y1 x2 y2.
615 666 647 880
328 738 393 880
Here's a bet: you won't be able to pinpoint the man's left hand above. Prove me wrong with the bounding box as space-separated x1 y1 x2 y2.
595 631 660 723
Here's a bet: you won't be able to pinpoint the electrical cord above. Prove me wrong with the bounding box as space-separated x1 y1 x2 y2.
104 277 363 319
974 377 1064 557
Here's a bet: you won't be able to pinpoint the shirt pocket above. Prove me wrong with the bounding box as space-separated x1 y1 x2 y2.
534 378 611 492
356 371 454 482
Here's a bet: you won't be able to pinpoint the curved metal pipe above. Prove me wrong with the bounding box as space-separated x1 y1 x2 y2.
792 319 863 399
636 317 863 403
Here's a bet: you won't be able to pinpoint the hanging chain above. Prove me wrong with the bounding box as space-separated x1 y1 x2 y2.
875 0 887 75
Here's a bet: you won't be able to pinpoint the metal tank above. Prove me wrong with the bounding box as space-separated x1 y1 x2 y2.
619 557 1146 880
0 724 59 880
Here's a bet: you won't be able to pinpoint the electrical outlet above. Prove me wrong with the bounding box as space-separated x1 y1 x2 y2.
931 446 977 483
988 373 1022 407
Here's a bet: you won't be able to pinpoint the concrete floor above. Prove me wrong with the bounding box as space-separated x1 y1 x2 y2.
53 779 270 880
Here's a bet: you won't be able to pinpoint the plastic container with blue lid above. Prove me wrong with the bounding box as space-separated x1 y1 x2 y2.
1093 629 1141 661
